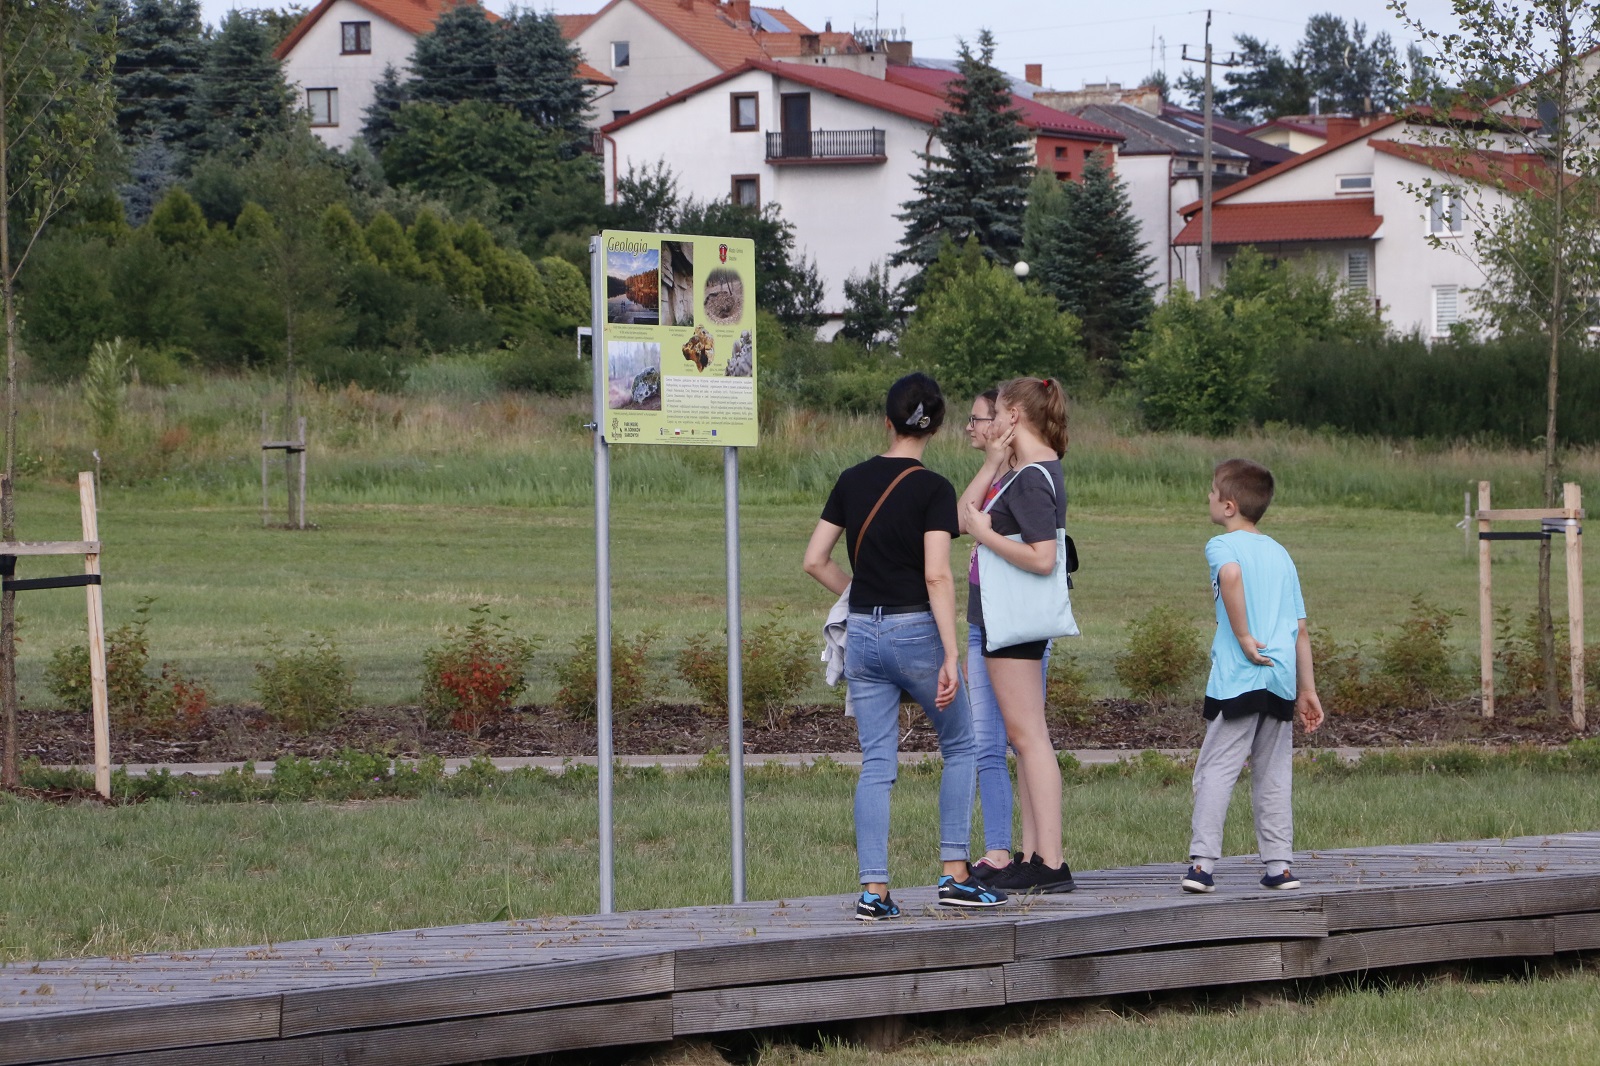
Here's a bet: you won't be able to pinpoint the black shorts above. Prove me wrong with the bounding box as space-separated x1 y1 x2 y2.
982 638 1049 661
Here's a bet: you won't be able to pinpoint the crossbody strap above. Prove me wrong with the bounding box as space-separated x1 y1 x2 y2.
853 466 926 568
982 462 1055 514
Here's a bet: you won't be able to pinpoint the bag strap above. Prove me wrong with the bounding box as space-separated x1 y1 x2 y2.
982 462 1054 514
853 466 925 568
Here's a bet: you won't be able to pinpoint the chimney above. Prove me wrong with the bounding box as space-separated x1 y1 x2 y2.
728 0 751 22
1024 63 1042 87
1324 116 1368 144
800 32 820 56
884 39 911 65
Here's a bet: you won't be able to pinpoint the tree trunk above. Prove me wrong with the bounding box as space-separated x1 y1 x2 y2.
1538 18 1571 718
0 17 17 788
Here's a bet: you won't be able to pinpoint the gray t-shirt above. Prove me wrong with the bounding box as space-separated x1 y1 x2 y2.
968 459 1066 628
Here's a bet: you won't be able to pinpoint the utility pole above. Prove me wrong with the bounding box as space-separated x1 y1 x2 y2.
1182 12 1241 294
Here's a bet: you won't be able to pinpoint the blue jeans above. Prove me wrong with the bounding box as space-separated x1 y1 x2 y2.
845 609 974 885
966 624 1052 854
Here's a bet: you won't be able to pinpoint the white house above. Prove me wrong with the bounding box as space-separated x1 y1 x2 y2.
276 0 615 151
1173 113 1548 337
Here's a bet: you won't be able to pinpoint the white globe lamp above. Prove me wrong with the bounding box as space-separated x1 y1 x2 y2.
1013 260 1030 278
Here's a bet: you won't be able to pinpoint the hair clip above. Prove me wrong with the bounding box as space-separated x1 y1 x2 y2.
904 403 930 430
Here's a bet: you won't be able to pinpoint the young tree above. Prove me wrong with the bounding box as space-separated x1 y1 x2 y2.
1032 152 1155 375
0 0 117 786
192 9 295 155
1020 167 1068 267
1393 0 1600 716
895 29 1031 272
839 262 903 349
360 64 410 157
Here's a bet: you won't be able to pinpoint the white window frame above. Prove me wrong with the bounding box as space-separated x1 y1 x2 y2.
1433 284 1460 336
306 88 338 127
1336 173 1373 194
611 41 630 68
1345 249 1370 293
1428 187 1465 237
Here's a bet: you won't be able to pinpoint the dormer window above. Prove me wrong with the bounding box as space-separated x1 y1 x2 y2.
1336 173 1373 194
341 22 371 54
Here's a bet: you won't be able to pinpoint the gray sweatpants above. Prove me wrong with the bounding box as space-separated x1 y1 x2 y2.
1188 711 1295 865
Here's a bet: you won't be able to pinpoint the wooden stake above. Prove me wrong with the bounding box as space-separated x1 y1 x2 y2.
261 410 269 528
297 416 307 530
1478 480 1494 719
79 472 110 798
1566 482 1585 730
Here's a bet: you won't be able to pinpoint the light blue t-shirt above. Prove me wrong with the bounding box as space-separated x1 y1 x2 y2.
1205 530 1306 701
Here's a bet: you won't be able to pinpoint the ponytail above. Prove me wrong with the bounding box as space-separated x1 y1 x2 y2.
997 377 1069 455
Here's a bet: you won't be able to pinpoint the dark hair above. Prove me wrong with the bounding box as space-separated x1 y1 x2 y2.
1213 458 1275 522
997 377 1068 455
886 372 945 438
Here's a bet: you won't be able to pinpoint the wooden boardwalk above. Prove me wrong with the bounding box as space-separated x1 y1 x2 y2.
4 831 1599 1066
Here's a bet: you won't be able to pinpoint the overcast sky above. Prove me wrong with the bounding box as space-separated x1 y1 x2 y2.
197 0 1467 95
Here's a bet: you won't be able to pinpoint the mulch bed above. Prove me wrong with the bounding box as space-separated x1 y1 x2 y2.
13 697 1593 767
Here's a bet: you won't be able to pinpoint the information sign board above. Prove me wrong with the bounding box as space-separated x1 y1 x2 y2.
599 230 758 447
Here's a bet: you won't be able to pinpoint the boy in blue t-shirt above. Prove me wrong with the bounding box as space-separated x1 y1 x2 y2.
1181 459 1324 894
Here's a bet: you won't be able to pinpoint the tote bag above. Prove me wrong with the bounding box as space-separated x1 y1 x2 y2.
976 463 1079 652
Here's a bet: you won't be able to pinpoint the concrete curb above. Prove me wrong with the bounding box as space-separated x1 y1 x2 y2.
55 747 1376 778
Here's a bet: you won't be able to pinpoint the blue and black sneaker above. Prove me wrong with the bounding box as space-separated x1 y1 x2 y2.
855 890 901 922
1180 865 1216 893
1259 869 1302 890
936 874 1009 908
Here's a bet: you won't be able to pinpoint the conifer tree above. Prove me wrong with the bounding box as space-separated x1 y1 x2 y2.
361 64 410 155
495 9 589 138
192 9 295 155
894 30 1031 272
1033 151 1154 374
112 0 206 148
408 3 498 108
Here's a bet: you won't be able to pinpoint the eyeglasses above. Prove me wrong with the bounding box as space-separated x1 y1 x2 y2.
966 416 995 425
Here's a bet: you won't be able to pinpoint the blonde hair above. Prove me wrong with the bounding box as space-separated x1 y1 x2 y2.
997 377 1068 455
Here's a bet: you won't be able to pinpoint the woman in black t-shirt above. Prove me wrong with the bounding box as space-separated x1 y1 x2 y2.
803 373 1007 920
961 377 1076 896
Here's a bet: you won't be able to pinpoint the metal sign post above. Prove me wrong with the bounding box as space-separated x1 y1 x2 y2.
588 236 616 914
725 447 746 902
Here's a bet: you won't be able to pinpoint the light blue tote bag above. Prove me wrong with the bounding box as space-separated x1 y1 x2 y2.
976 463 1079 652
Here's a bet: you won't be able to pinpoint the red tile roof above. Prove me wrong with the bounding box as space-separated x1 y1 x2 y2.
1177 114 1404 214
577 61 616 85
1245 115 1330 138
758 32 863 58
566 0 817 72
1173 198 1382 246
883 66 1122 141
756 7 811 33
276 0 492 60
1369 140 1559 193
555 13 597 36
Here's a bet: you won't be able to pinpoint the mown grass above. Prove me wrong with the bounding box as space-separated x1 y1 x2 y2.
5 758 1600 964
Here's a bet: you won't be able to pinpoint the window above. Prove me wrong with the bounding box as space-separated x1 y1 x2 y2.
1433 285 1460 336
1054 146 1067 159
730 93 758 131
340 21 371 54
1336 174 1373 194
612 41 630 68
1345 249 1370 293
1429 187 1465 236
731 175 760 208
306 88 338 127
612 109 631 122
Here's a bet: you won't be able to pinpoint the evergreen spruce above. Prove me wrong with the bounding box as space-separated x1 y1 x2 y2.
361 64 410 156
1020 167 1068 268
894 30 1031 273
1033 151 1154 375
112 0 206 149
193 10 295 155
407 4 499 108
495 9 590 138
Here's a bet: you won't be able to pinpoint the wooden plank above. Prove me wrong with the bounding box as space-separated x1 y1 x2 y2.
280 951 672 1036
1006 941 1288 1003
1565 482 1585 729
1285 917 1554 976
1014 895 1326 960
1476 507 1583 521
29 998 671 1066
673 966 1005 1034
1479 480 1495 717
1321 872 1600 931
1550 911 1600 952
0 996 280 1066
673 921 1013 991
0 541 99 557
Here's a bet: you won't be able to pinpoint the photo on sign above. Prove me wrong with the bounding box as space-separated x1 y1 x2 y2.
662 240 695 326
682 325 714 371
703 267 744 325
608 341 662 410
726 329 753 377
607 246 660 325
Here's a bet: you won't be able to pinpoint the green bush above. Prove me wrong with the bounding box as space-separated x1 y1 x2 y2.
420 605 540 735
676 618 812 728
553 629 659 719
1114 606 1208 703
492 333 587 394
1495 610 1600 705
1310 626 1370 716
44 600 158 725
1044 648 1095 725
1372 596 1464 707
254 635 354 733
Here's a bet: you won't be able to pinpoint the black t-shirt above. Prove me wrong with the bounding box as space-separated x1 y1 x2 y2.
821 456 960 611
968 460 1066 628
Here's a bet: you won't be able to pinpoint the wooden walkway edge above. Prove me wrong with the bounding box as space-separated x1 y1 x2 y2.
4 832 1599 1065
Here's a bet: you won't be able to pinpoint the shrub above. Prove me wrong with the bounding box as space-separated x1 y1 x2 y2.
1496 610 1599 705
82 337 133 438
254 635 354 733
1310 626 1369 716
1114 606 1207 703
43 600 158 724
1372 596 1463 707
553 629 659 719
492 333 587 394
146 664 211 733
676 619 812 728
1044 649 1095 725
420 605 540 735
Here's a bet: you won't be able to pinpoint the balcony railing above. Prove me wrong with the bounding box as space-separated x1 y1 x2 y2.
766 128 886 163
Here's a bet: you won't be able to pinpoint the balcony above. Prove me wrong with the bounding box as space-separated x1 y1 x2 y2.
765 128 886 164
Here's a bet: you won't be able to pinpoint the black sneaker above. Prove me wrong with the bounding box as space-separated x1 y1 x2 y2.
1181 865 1216 893
936 875 1008 908
855 890 901 921
1259 869 1302 890
970 855 1030 890
969 853 1021 883
1010 854 1076 894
